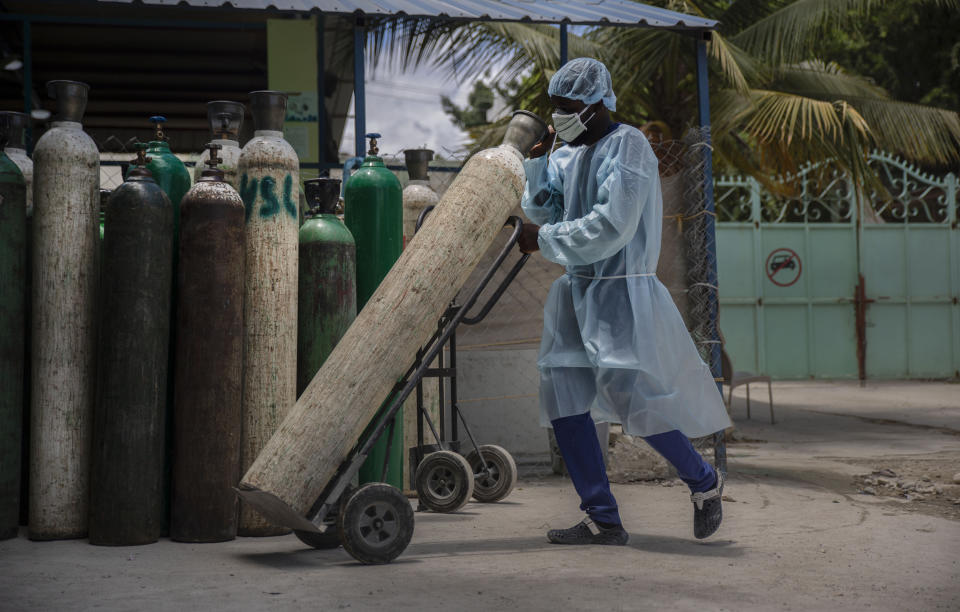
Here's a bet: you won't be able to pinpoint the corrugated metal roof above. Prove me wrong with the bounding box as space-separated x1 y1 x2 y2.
100 0 716 30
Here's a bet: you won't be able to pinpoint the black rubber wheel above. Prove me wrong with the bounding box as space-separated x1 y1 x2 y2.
293 525 341 550
465 444 518 503
337 483 414 565
414 450 474 513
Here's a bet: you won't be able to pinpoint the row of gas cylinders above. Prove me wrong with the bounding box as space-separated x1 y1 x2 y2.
0 80 440 545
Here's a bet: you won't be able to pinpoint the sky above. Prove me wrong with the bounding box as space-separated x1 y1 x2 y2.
339 63 474 161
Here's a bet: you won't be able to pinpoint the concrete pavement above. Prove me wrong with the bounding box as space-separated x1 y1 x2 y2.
2 381 958 611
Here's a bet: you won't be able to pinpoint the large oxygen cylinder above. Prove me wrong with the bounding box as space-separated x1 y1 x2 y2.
400 148 441 491
297 178 356 397
344 133 405 488
171 144 245 543
1 111 33 528
236 90 299 536
30 80 100 540
194 101 244 188
239 111 547 520
131 115 190 536
89 147 173 546
0 117 27 540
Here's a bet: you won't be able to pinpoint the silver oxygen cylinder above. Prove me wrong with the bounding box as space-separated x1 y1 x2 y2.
236 90 300 536
29 80 100 540
400 148 441 490
193 101 244 188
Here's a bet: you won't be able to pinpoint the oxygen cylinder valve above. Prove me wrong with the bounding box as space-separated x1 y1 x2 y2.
205 142 223 171
128 143 153 178
366 132 381 156
150 115 167 141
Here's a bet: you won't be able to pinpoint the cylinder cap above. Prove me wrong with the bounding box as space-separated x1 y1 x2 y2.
502 110 547 156
47 80 90 123
304 177 342 215
249 91 287 132
403 149 434 181
0 111 28 148
207 101 245 140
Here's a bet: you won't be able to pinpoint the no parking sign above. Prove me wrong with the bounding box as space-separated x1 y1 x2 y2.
765 248 802 287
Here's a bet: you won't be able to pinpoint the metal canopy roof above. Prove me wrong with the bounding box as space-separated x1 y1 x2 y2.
100 0 717 31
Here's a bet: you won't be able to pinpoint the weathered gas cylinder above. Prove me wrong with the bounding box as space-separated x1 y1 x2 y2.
400 148 441 491
0 111 33 528
30 80 100 540
194 101 244 188
344 133 404 488
89 146 173 546
401 149 439 245
0 116 27 540
171 143 245 543
238 111 547 522
134 116 190 537
0 112 32 215
297 178 356 397
236 90 299 536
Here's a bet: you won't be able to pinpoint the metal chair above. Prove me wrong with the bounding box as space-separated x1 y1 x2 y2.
721 349 774 424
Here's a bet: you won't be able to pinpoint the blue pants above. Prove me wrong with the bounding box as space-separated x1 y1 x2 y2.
551 412 717 526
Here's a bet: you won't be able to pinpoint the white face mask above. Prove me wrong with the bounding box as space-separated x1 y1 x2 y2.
551 105 595 143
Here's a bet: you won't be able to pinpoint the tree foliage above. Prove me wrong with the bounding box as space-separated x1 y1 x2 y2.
365 0 960 184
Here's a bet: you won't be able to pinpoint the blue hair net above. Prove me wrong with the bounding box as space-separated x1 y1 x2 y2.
548 58 617 112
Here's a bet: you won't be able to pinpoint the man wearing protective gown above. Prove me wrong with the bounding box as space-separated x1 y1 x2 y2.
519 58 731 545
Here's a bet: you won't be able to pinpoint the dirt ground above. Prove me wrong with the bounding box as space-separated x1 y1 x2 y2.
1 380 958 611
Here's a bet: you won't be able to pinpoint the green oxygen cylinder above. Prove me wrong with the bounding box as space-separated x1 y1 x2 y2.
343 133 404 487
297 178 356 397
89 146 173 546
130 116 191 236
1 111 33 529
0 116 27 540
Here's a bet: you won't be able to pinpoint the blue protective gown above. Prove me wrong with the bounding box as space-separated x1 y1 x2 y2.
521 124 731 438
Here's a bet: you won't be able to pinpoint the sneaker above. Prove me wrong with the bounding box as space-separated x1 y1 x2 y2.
547 518 629 546
691 468 724 539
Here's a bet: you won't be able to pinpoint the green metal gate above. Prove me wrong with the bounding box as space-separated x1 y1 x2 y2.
715 151 959 379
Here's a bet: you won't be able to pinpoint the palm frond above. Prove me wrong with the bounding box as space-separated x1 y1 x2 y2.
744 89 872 144
366 18 599 86
850 99 960 164
770 60 889 100
768 60 960 164
709 33 761 92
731 0 877 65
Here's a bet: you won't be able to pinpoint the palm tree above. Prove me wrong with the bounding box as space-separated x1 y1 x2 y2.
367 0 960 186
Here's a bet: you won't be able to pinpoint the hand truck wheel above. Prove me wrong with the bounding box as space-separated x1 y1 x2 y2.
414 450 474 513
337 483 415 565
465 444 518 503
294 525 341 550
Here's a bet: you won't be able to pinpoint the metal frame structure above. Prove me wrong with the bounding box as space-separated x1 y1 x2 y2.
295 215 528 532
